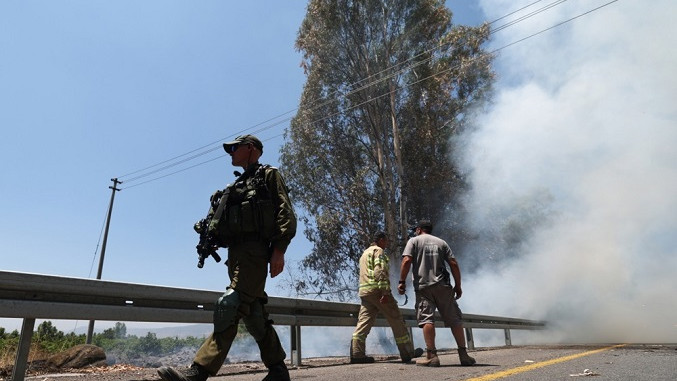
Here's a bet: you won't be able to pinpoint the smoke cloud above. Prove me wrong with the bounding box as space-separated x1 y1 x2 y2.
457 0 677 344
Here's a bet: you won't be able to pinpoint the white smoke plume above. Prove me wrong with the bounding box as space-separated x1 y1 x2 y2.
458 0 677 344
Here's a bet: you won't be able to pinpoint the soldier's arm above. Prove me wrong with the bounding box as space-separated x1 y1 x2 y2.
266 168 297 253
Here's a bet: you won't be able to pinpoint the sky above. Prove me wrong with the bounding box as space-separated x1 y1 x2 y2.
1 0 675 347
0 1 483 332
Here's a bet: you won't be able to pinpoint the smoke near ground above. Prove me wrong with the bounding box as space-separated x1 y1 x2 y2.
457 0 677 344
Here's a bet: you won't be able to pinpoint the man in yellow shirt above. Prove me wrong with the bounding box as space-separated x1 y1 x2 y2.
350 231 422 363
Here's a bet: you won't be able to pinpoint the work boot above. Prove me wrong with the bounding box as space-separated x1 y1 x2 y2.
157 363 209 381
350 338 374 363
416 348 440 367
262 361 290 381
458 347 476 366
350 355 375 364
401 347 424 363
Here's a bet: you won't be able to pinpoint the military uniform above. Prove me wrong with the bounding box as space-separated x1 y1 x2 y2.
192 163 296 375
351 243 416 362
157 135 296 381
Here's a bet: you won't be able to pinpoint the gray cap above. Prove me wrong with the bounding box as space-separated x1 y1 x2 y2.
223 134 263 153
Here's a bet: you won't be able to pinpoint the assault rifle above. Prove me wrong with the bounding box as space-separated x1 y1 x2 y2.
193 187 231 268
193 218 222 268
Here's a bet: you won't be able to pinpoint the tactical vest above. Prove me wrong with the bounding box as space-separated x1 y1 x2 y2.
214 164 276 245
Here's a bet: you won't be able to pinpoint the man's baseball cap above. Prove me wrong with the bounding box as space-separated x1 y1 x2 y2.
223 134 263 153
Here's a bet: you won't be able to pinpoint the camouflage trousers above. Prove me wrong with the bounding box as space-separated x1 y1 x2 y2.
193 296 286 375
193 241 285 375
351 293 415 361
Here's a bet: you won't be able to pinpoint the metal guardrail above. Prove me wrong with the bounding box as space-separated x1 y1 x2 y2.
0 270 546 381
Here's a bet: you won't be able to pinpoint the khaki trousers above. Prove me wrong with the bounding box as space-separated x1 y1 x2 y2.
351 293 415 360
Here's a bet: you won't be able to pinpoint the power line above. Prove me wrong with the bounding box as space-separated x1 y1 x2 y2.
115 0 614 189
115 3 560 187
491 0 569 33
123 154 224 190
115 3 553 187
116 110 297 180
487 0 547 25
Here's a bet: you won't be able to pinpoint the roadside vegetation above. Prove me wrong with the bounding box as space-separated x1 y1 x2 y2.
0 321 220 369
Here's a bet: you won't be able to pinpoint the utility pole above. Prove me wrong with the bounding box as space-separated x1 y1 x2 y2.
86 178 122 344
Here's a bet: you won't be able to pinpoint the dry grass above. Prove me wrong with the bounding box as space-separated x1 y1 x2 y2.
0 347 13 369
0 343 50 371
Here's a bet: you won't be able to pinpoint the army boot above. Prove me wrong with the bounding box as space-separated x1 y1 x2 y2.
350 339 375 364
262 361 290 381
157 363 209 381
458 347 476 366
415 348 440 367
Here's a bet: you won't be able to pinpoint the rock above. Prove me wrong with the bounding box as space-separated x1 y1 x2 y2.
47 344 107 369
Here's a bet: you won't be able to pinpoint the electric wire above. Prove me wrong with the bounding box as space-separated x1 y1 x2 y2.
115 1 565 187
123 154 225 190
116 109 296 180
115 1 614 189
491 0 569 33
115 2 563 187
487 0 548 24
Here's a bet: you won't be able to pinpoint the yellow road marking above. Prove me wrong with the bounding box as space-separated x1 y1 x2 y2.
463 344 627 381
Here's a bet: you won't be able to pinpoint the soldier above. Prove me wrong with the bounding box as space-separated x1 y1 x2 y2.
397 220 476 367
158 134 296 381
351 231 422 363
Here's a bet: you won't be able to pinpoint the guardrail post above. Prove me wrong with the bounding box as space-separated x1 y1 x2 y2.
290 325 302 366
464 327 474 350
12 318 35 381
504 328 512 346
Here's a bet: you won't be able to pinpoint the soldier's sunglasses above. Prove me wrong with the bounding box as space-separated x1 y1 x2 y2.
225 144 242 154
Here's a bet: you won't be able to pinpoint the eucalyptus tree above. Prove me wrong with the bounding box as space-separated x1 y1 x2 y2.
281 0 493 299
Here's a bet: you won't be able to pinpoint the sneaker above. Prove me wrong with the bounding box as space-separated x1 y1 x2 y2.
416 349 440 367
350 356 375 364
262 361 290 381
157 364 209 381
458 348 476 366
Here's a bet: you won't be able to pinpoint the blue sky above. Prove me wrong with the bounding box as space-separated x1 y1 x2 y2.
2 0 676 344
0 1 483 330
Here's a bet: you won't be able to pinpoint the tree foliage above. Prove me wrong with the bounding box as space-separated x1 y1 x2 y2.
280 0 493 299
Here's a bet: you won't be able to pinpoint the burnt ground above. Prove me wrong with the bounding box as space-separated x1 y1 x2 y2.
5 354 377 381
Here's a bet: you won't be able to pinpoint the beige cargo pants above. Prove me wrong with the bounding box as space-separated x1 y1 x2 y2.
351 293 415 361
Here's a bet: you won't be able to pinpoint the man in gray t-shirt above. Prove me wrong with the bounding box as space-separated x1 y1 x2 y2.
403 233 453 290
398 219 476 367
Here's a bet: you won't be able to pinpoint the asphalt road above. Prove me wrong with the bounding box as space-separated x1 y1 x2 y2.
20 344 676 381
211 344 676 381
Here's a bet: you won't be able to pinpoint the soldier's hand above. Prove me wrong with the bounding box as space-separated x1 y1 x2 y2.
269 247 285 278
397 283 406 295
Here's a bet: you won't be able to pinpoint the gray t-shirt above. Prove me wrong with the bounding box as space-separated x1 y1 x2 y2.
402 233 454 290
